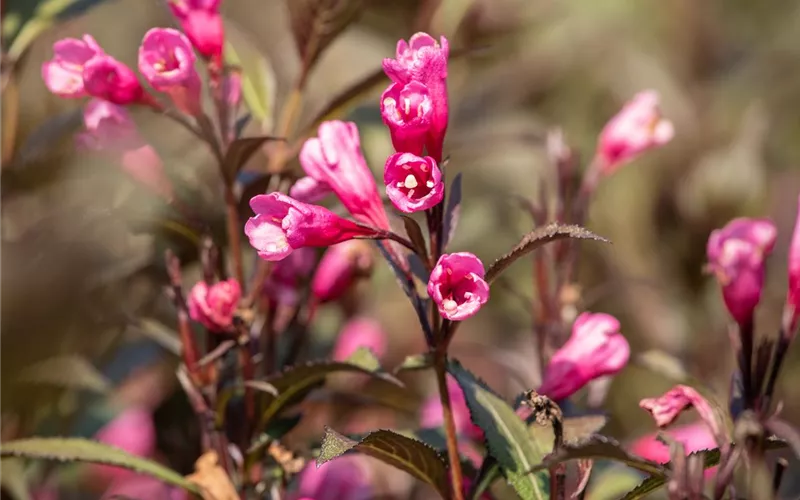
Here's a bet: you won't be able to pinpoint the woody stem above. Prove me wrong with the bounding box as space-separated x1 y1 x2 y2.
433 348 465 500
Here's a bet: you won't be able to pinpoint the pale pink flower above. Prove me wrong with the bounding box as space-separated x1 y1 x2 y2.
187 278 241 332
427 252 489 321
310 240 374 304
138 28 202 115
41 35 104 98
299 121 390 230
102 476 187 500
168 0 224 62
90 408 156 486
639 385 723 444
264 247 317 306
293 456 373 500
384 152 444 213
538 312 629 401
596 90 674 173
83 55 145 105
420 375 483 440
380 81 432 156
788 195 800 330
707 218 777 325
630 423 718 477
290 176 332 204
245 193 382 261
332 317 387 361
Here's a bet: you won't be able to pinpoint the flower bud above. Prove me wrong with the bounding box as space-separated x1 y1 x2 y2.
310 240 374 304
332 317 387 361
187 278 241 332
787 195 800 330
138 28 203 116
427 252 489 321
538 312 629 401
264 247 316 306
168 0 224 62
639 385 722 442
83 55 145 105
290 176 332 204
42 35 104 98
384 152 444 213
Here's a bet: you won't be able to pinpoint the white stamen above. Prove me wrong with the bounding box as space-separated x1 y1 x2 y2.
404 174 418 189
426 180 435 188
442 299 458 311
403 97 411 115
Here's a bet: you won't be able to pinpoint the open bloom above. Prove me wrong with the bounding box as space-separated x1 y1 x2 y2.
382 33 449 162
596 90 674 174
168 0 224 62
332 317 388 361
639 385 723 445
427 253 489 321
538 312 630 401
380 81 432 155
299 121 390 230
83 56 145 105
420 375 483 440
788 195 800 329
77 99 173 199
384 153 443 212
630 423 718 477
42 35 104 98
311 240 374 304
293 456 373 500
188 279 241 332
90 408 156 486
138 28 202 115
245 193 381 261
290 176 332 204
707 218 777 325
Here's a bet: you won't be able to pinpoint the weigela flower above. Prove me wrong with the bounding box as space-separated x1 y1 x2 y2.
294 456 373 500
138 28 202 115
310 240 374 304
639 385 722 441
332 317 388 361
83 55 145 105
187 278 241 332
290 176 332 204
427 252 489 321
707 218 777 325
264 248 316 306
300 121 390 230
596 90 674 173
630 423 718 477
380 81 432 156
538 312 630 401
90 408 156 486
384 152 443 213
420 375 483 440
788 195 800 329
244 193 381 261
168 0 224 62
42 35 104 98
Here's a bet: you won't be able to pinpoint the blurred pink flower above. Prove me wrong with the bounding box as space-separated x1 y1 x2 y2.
427 252 489 321
90 408 156 486
41 35 104 98
332 317 388 361
538 312 629 401
77 99 173 199
102 476 187 500
245 193 381 262
290 176 332 204
380 81 432 156
707 217 777 325
420 375 483 440
188 278 241 332
299 121 390 230
310 240 374 304
293 457 373 500
168 0 224 62
639 385 722 444
630 423 718 477
382 33 449 162
596 90 674 173
83 55 145 105
264 247 317 306
138 28 202 116
384 152 443 213
788 195 800 330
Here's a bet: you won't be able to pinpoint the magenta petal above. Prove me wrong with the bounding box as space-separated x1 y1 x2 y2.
244 215 292 261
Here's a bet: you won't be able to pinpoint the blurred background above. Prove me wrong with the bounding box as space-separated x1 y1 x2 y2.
3 0 800 498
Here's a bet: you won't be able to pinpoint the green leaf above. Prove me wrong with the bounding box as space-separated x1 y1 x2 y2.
255 348 402 432
15 355 111 394
286 0 364 72
484 223 608 283
448 360 548 500
223 21 277 130
0 438 203 496
0 458 31 500
319 427 450 499
223 135 283 179
393 353 433 374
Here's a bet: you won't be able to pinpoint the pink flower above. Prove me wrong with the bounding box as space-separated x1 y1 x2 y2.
380 81 432 156
427 252 490 321
382 33 449 162
332 317 387 361
42 35 104 98
639 385 723 443
138 28 202 116
538 312 630 401
102 476 187 500
168 0 224 61
187 278 241 332
707 218 777 325
90 408 156 486
630 423 718 476
299 121 390 230
310 240 374 303
290 176 332 204
420 375 483 440
596 90 674 173
83 56 145 105
384 152 444 213
293 456 373 500
788 195 800 329
245 193 382 261
264 247 317 306
77 99 173 199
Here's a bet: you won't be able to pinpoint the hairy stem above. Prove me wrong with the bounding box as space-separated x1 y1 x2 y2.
434 351 465 500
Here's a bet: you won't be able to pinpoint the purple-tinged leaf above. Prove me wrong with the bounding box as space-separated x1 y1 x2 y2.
442 173 462 250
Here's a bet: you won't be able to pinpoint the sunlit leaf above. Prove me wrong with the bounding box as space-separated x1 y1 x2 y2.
394 353 433 374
